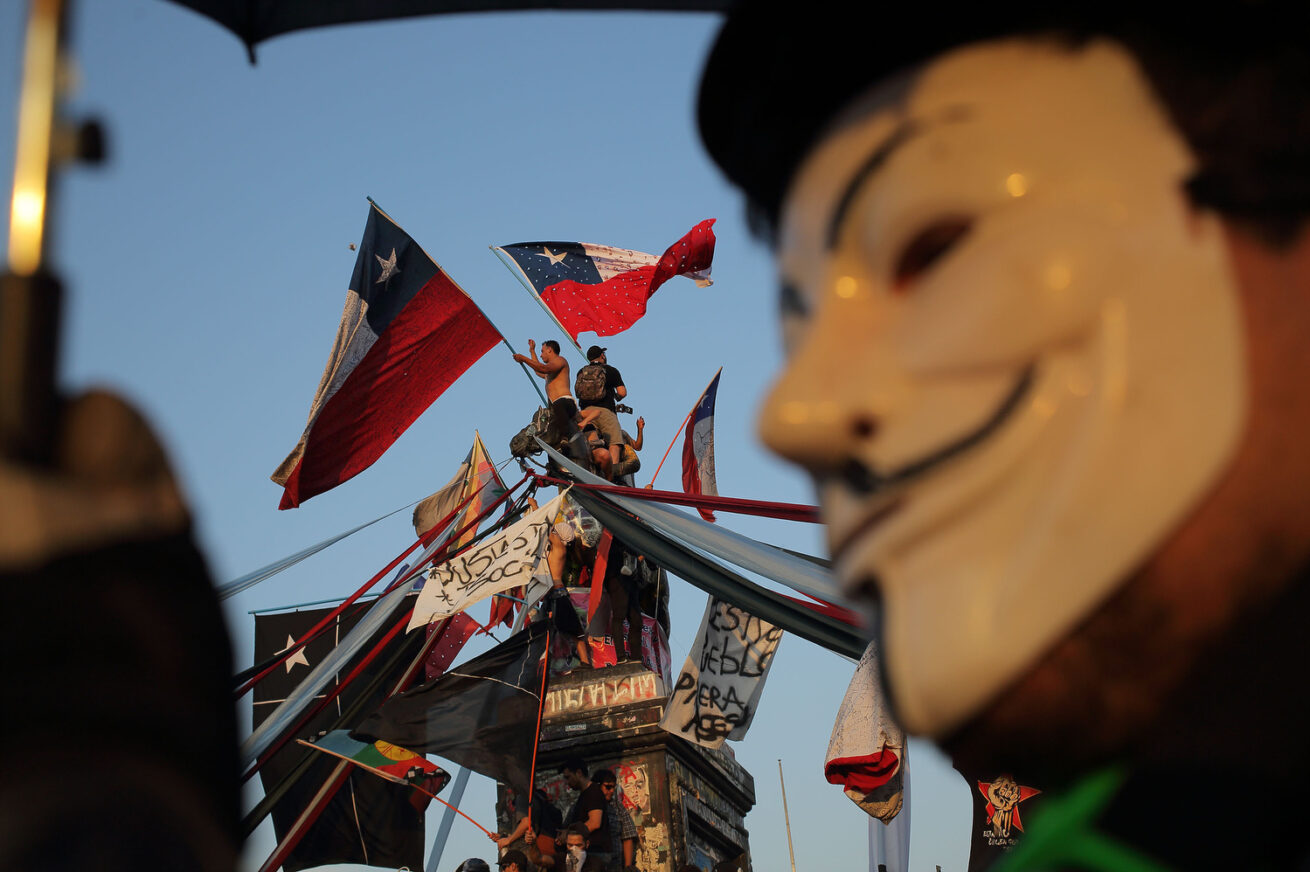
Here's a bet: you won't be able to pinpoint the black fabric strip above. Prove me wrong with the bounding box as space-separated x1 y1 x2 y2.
569 488 867 659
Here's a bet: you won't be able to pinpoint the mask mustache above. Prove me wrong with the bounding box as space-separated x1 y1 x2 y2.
821 363 1038 497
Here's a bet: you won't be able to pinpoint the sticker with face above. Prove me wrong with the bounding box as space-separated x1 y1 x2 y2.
765 38 1246 736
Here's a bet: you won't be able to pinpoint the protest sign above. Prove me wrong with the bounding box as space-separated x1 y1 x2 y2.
659 597 782 748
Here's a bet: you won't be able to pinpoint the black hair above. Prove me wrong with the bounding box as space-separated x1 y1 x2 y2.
698 1 1310 246
592 768 616 785
560 755 587 776
542 340 561 354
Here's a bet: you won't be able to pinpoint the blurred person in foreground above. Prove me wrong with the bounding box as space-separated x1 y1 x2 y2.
699 2 1310 867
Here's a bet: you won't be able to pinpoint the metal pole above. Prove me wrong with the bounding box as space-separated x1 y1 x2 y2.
426 767 472 872
490 246 586 356
779 759 798 872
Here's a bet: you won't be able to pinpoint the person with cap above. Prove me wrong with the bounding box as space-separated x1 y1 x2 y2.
575 345 628 475
698 1 1310 868
497 848 531 872
455 859 492 872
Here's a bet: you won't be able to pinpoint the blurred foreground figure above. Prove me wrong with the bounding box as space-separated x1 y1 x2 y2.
700 3 1310 866
0 391 239 870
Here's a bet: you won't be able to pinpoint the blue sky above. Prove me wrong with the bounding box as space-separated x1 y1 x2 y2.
2 3 972 869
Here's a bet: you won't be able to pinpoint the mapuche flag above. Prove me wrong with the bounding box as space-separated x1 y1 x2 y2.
273 202 501 509
253 604 430 872
494 219 715 343
681 368 722 522
352 623 549 800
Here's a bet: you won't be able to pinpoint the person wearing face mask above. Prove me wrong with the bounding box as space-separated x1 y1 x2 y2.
561 823 605 872
699 2 1310 868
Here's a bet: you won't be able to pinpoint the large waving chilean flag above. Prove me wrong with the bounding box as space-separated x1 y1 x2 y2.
272 202 500 509
494 219 715 345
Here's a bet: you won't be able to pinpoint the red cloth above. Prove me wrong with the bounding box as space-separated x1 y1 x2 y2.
586 532 614 624
536 475 821 523
423 612 481 683
825 747 900 794
539 220 715 341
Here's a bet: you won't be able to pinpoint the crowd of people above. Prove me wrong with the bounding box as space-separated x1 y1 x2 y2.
512 342 644 485
515 340 670 672
460 756 644 872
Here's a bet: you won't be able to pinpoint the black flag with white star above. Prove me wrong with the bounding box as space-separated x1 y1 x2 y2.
253 604 428 872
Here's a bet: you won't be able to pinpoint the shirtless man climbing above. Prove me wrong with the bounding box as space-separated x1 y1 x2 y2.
514 339 572 407
513 339 589 459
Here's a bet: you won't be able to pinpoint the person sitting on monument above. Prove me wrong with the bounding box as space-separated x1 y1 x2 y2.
575 346 629 473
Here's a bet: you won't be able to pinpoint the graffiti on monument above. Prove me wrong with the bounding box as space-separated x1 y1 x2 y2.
544 671 662 717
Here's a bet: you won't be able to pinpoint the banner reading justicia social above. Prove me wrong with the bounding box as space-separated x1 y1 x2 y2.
659 597 783 749
407 493 564 632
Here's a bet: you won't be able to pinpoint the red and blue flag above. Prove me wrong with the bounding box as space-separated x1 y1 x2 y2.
494 219 715 344
273 202 500 508
682 368 722 522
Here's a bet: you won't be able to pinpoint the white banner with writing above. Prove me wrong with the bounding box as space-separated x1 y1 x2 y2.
407 493 563 632
659 597 783 749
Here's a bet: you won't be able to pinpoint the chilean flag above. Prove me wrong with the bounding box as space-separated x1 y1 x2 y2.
272 202 500 509
494 219 715 344
681 368 722 523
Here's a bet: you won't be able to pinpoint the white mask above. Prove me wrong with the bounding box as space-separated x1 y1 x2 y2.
766 38 1246 736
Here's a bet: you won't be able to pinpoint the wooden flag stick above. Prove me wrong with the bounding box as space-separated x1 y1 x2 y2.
647 405 695 488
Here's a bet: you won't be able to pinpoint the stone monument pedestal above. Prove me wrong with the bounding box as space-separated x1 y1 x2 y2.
497 661 754 872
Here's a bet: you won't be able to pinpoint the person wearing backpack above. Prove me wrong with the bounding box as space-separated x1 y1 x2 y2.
576 346 627 475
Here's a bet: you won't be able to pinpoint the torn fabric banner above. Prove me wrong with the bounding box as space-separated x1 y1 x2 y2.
412 431 508 541
825 641 907 823
352 623 550 800
272 201 501 509
681 368 722 522
407 493 563 631
494 219 715 343
659 597 782 749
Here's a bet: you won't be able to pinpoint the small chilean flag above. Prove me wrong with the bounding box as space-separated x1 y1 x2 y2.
494 219 715 345
681 368 722 523
272 202 500 509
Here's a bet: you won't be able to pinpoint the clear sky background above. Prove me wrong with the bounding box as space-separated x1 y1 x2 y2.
2 3 972 870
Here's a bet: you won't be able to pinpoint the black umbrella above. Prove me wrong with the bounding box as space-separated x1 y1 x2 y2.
163 0 729 62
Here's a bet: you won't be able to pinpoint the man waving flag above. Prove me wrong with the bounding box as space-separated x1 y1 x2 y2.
273 201 501 509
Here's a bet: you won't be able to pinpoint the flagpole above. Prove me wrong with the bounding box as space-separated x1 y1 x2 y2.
526 626 551 806
426 766 472 872
646 368 722 488
647 406 694 488
779 759 798 872
490 245 586 356
363 198 545 408
501 335 549 406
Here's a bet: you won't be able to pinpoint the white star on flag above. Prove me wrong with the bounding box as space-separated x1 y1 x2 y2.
278 634 311 673
536 246 568 267
375 248 401 283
